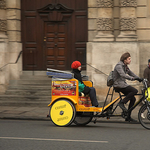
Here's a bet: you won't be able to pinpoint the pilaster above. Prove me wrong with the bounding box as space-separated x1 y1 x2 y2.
94 0 114 41
116 0 138 41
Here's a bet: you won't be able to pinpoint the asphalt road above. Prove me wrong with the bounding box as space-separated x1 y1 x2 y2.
0 119 149 150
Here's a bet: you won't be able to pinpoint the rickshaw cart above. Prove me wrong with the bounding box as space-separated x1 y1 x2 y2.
47 68 150 130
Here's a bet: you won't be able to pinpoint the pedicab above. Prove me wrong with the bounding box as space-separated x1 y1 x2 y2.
47 68 150 130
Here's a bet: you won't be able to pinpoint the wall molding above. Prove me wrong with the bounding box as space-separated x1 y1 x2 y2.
0 0 6 9
97 18 113 31
120 18 136 31
120 0 137 7
97 0 113 8
0 19 7 31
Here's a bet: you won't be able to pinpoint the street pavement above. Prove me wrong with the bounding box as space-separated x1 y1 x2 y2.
0 104 141 123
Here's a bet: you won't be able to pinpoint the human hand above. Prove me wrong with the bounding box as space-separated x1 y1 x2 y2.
133 77 143 82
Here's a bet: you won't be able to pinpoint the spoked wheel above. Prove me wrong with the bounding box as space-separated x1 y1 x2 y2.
138 104 150 130
50 99 76 127
74 112 93 126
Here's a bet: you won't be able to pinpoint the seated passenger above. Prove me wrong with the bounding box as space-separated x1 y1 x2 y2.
71 61 99 107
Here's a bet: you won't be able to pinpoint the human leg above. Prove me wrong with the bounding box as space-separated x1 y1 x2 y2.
125 97 137 122
120 86 138 104
116 86 138 112
119 86 138 122
89 87 99 106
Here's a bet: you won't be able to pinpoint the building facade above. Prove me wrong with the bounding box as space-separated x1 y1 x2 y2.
0 0 150 99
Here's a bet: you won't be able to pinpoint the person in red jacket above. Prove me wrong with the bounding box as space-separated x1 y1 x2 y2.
71 61 99 107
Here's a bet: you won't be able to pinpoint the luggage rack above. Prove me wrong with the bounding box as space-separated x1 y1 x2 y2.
47 68 74 79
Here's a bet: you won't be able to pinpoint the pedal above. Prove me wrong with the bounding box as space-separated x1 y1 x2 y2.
93 119 97 124
107 117 110 120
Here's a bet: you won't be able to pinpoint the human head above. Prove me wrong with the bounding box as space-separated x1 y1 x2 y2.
148 59 150 65
120 52 131 65
71 61 81 70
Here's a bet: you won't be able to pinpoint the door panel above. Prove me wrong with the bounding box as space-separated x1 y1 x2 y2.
21 0 87 70
45 22 67 70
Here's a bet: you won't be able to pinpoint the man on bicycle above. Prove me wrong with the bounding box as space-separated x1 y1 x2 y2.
113 52 142 122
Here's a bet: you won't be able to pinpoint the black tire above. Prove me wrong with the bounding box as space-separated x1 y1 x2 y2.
50 99 76 127
74 112 93 126
138 104 150 130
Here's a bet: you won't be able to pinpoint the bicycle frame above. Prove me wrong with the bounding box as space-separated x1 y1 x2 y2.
93 84 147 118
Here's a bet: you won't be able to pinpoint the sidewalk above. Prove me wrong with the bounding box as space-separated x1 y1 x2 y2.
0 105 141 122
0 106 50 121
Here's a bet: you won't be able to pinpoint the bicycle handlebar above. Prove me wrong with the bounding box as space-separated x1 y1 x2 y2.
142 79 149 99
142 78 148 89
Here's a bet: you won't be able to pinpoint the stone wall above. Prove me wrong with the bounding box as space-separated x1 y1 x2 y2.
0 0 9 92
0 0 22 93
87 0 150 102
7 0 22 79
0 0 150 98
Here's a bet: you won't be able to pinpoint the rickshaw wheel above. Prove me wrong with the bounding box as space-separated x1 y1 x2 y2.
74 112 93 126
50 99 76 127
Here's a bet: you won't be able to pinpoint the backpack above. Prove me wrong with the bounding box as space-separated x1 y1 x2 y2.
107 71 114 86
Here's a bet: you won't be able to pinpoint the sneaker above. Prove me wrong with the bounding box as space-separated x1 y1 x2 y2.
118 101 127 112
125 117 137 122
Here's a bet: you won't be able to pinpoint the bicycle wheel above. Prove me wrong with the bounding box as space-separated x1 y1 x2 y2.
74 112 93 126
50 99 76 127
138 104 150 130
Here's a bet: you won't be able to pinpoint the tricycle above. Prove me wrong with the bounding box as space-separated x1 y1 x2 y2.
47 68 150 130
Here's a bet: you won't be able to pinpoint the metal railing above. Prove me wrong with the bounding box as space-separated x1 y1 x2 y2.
0 51 22 71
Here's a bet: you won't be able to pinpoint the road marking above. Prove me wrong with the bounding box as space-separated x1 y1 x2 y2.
0 137 108 143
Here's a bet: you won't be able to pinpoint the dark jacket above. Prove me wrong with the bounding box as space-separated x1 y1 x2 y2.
113 61 138 88
72 69 90 94
143 66 150 87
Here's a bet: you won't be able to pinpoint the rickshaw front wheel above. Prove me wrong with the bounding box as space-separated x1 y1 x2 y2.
74 112 93 126
50 99 76 127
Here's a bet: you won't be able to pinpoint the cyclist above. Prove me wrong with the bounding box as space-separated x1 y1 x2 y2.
113 52 142 122
71 61 99 107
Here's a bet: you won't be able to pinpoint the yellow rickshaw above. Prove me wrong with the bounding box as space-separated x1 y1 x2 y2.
47 68 150 130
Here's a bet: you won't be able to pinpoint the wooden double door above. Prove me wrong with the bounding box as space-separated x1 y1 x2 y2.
21 0 87 70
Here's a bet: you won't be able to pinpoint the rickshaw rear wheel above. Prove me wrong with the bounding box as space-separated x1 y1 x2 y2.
50 99 76 127
74 112 93 126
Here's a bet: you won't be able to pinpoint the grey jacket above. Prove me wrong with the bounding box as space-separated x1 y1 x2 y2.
113 61 138 88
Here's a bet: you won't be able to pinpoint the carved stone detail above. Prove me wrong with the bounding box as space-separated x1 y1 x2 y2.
38 3 74 21
38 3 74 12
97 0 113 8
97 18 113 31
0 20 7 31
0 0 6 9
120 0 137 7
120 18 136 31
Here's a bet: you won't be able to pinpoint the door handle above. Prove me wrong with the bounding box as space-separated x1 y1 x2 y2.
44 37 46 41
55 44 57 47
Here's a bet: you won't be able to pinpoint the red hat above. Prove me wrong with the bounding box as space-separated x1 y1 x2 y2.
71 61 81 69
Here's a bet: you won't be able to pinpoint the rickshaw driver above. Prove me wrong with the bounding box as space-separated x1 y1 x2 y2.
71 61 99 107
113 52 143 122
